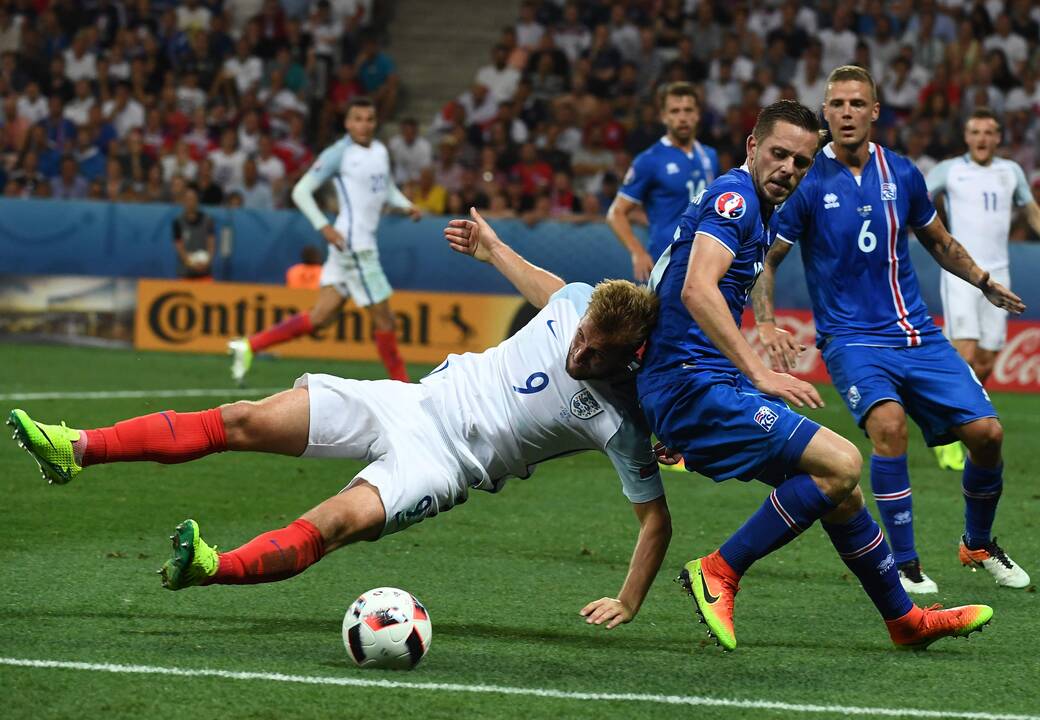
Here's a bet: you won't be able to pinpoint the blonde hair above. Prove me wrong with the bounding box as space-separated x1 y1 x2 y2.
825 65 878 102
586 279 659 348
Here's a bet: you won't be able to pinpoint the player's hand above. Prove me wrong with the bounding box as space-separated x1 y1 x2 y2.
979 271 1026 314
320 225 345 251
653 441 683 466
579 597 634 629
407 206 423 221
752 369 823 409
757 322 805 372
631 249 654 283
443 207 500 262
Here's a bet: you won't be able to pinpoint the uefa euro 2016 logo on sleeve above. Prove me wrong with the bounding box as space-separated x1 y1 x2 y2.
714 191 746 219
754 405 779 432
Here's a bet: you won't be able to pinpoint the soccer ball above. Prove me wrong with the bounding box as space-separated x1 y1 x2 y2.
342 587 432 670
188 249 211 266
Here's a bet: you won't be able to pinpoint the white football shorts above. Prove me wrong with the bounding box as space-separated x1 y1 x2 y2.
294 373 470 536
940 267 1010 351
320 247 392 308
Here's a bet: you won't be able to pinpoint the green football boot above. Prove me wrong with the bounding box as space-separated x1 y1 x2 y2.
933 441 965 471
159 519 219 591
676 554 739 651
7 409 82 484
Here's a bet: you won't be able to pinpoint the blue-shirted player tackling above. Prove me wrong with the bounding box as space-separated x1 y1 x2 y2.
757 66 1030 595
608 82 718 282
640 100 993 651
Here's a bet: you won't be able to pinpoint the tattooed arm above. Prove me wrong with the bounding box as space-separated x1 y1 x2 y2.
915 217 1025 314
751 240 805 371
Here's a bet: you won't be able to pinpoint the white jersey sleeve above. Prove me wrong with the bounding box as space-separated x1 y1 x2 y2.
925 159 952 196
1011 161 1032 207
292 138 351 231
603 398 664 503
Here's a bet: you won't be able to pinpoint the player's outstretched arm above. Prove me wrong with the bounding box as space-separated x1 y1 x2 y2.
751 240 805 371
684 234 822 408
443 207 565 308
606 195 654 282
1023 200 1040 241
580 496 671 629
916 217 1026 314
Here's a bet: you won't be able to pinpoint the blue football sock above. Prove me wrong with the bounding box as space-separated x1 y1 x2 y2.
823 507 913 621
869 454 916 565
719 473 835 576
962 458 1002 549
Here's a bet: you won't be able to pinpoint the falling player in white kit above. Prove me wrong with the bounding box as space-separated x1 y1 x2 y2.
228 97 421 385
926 108 1040 470
15 210 674 629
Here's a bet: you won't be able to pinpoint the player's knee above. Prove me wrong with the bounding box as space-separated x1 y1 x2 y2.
868 414 907 453
964 418 1003 458
821 438 862 498
219 400 259 448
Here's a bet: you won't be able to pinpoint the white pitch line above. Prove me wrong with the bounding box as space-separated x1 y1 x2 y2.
0 388 285 401
0 658 1036 720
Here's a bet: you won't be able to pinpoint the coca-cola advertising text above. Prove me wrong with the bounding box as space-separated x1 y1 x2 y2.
740 309 1040 393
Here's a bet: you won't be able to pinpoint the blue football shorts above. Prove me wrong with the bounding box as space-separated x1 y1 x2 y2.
822 339 997 447
640 367 820 485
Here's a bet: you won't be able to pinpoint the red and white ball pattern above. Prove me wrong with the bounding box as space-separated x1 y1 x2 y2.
342 587 432 670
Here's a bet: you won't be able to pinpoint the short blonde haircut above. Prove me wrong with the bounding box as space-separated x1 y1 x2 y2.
586 279 659 348
825 65 878 102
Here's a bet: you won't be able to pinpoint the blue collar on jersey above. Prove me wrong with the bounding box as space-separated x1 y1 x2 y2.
660 135 714 179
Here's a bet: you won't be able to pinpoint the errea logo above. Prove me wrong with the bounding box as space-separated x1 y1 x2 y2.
665 162 680 175
823 192 840 209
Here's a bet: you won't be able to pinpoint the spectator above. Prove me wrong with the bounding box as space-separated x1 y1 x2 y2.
73 126 106 182
554 2 590 64
118 129 155 192
356 36 398 119
607 5 640 63
208 128 246 192
17 82 48 125
63 30 97 82
457 83 498 128
195 158 225 206
510 141 552 197
233 158 274 210
102 82 145 139
819 6 858 70
172 186 216 280
0 7 23 55
792 43 827 111
388 117 431 185
50 155 89 199
220 37 264 97
141 164 168 203
63 79 95 127
409 166 447 215
476 44 521 105
176 0 212 33
285 245 324 289
515 1 544 50
2 95 29 155
984 14 1028 74
161 139 199 184
255 133 286 191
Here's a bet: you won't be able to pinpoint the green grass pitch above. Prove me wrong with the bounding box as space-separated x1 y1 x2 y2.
0 343 1037 719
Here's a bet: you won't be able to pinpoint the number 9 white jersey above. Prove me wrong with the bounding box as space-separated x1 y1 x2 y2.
420 283 664 503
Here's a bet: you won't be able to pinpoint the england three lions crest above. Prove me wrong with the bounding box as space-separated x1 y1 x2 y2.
570 389 603 419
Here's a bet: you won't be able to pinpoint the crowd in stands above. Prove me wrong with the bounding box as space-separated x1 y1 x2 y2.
0 0 393 209
1 1 1039 239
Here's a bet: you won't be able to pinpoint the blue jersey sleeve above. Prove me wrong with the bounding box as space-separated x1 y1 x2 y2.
690 183 755 256
771 180 813 245
907 163 937 229
548 282 593 315
618 151 654 205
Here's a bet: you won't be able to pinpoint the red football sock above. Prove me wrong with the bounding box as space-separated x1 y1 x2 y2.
374 329 409 382
249 312 313 352
210 518 326 585
81 408 227 466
